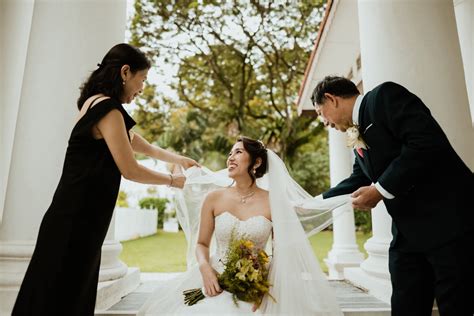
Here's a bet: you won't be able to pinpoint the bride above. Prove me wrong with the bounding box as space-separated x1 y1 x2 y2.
144 137 348 315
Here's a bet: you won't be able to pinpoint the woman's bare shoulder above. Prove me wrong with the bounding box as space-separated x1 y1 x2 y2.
257 188 269 198
206 187 229 201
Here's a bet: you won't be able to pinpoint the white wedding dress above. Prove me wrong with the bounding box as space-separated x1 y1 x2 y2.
144 150 347 315
144 211 273 315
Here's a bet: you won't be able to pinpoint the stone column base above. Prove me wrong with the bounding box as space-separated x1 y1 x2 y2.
0 268 140 315
0 240 133 314
324 247 365 280
100 240 128 282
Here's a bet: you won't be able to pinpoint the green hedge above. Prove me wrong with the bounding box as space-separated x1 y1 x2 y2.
138 197 169 229
354 209 372 234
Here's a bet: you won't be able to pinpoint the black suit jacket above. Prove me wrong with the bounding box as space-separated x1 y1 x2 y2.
324 82 474 250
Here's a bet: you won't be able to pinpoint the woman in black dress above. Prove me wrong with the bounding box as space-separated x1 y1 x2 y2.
12 43 198 315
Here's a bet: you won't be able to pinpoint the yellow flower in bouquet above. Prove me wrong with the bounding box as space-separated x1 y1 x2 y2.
243 240 254 248
259 250 270 264
183 235 275 308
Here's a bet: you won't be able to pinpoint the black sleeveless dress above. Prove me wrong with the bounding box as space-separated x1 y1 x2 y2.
12 98 136 315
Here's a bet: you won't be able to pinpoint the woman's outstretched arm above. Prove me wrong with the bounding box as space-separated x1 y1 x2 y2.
129 131 199 169
97 110 185 187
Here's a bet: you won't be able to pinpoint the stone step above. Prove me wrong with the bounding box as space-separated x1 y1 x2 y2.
95 273 392 316
95 268 141 311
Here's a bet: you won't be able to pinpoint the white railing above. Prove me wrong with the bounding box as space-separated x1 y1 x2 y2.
114 207 157 241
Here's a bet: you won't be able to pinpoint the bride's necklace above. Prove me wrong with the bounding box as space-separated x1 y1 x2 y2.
236 189 256 204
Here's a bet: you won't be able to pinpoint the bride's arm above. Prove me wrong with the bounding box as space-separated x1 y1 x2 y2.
129 131 199 169
196 191 222 297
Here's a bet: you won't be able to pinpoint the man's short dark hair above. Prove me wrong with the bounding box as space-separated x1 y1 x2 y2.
311 76 360 106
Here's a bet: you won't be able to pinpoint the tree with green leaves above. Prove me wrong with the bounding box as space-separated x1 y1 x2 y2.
129 0 329 195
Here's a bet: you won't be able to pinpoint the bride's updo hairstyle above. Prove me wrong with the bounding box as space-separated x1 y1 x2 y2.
236 136 268 184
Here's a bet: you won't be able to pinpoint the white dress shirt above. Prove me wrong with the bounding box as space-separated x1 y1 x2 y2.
352 95 395 199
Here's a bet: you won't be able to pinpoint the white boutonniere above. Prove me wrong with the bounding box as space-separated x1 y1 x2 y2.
346 126 367 149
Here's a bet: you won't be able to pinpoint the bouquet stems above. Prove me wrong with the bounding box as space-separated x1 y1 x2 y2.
183 288 206 306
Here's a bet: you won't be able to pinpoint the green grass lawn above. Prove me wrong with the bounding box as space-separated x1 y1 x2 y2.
309 231 370 272
120 230 188 272
120 230 371 273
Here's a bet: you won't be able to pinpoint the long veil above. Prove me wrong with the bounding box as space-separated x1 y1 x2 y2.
173 166 232 268
174 150 349 315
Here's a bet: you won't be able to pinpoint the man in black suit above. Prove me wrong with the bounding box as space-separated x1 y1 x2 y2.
312 76 474 316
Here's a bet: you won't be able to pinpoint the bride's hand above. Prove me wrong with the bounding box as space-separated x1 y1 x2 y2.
199 262 222 297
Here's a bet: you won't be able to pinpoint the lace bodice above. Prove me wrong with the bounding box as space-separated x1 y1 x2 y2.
212 211 272 273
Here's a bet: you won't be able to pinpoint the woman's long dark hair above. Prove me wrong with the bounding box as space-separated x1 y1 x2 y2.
77 43 151 110
236 136 268 185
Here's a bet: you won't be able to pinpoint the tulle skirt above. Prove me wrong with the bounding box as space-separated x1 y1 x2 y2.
143 258 257 315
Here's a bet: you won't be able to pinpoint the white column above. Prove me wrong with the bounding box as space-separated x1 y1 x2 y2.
358 0 474 168
324 129 364 280
0 0 35 223
345 201 393 302
345 0 474 303
360 205 392 280
454 0 474 124
0 1 135 314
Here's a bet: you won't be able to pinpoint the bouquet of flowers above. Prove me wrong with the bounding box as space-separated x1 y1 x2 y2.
183 237 275 308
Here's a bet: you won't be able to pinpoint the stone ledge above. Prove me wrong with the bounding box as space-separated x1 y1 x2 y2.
96 274 392 316
344 267 392 303
95 267 141 312
0 268 140 315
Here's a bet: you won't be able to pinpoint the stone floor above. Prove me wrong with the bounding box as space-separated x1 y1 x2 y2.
95 273 391 316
